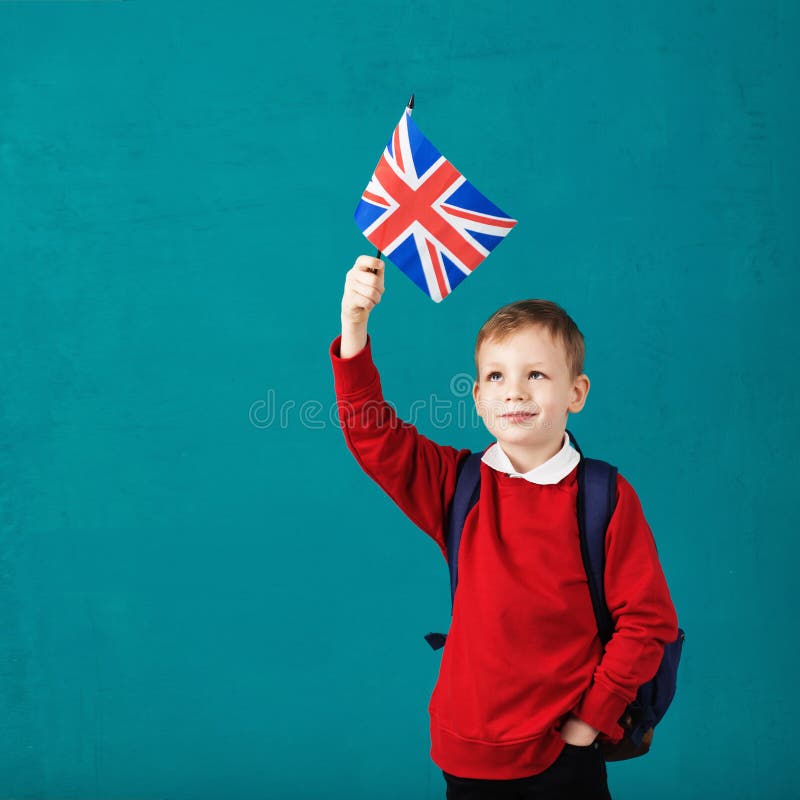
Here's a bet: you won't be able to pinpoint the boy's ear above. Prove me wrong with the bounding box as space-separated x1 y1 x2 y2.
568 374 590 413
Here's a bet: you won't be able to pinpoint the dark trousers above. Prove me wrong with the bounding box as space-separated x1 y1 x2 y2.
442 742 612 800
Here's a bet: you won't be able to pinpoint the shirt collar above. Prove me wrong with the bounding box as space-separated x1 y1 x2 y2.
481 431 580 485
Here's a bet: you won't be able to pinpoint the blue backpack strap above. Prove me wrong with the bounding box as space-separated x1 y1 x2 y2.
445 452 483 608
424 451 482 651
569 429 618 646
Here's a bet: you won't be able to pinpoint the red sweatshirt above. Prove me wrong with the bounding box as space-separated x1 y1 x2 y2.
330 334 679 780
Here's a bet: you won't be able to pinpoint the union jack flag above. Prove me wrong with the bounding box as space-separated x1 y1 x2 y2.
354 108 517 302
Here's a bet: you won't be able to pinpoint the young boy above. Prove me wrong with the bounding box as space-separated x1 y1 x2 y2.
330 256 679 799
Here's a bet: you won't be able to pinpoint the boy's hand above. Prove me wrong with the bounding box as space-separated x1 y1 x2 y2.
559 715 599 746
341 255 385 327
339 256 385 358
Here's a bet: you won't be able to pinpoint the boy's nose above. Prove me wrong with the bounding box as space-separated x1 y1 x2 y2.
505 384 529 401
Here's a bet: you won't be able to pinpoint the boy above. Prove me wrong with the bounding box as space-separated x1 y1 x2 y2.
330 256 679 799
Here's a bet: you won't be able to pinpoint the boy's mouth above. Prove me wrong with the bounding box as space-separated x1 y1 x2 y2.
501 411 537 423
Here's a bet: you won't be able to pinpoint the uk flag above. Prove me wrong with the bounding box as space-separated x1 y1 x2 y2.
354 108 517 302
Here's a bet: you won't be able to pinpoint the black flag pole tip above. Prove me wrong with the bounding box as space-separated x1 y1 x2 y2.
369 250 382 273
408 93 415 110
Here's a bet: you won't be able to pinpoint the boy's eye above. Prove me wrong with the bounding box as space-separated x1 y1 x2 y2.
486 371 545 381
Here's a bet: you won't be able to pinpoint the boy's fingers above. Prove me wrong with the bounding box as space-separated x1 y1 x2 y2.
354 255 384 273
351 285 381 306
351 275 384 293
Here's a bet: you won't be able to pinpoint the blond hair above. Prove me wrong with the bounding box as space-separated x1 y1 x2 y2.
474 299 585 379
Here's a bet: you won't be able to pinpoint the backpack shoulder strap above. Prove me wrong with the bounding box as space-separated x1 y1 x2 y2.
445 451 483 610
424 451 483 650
573 432 618 646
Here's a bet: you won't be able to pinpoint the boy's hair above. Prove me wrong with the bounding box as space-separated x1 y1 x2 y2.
474 299 585 379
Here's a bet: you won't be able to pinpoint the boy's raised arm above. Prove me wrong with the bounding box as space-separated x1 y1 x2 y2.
331 255 470 558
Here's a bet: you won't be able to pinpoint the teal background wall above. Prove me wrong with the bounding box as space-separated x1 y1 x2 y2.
1 1 797 798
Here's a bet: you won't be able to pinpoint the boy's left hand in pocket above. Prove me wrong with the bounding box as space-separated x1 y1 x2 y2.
559 714 599 746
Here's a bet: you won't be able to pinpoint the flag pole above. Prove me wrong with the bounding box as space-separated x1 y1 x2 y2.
369 93 415 274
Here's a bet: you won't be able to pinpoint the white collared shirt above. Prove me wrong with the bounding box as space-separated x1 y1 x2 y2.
481 431 580 485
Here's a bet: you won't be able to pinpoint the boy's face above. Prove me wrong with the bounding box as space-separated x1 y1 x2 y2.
472 324 590 461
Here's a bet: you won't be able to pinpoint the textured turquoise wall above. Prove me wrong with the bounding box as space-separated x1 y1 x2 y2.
1 2 797 798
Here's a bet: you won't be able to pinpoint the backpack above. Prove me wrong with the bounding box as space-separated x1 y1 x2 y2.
423 429 685 762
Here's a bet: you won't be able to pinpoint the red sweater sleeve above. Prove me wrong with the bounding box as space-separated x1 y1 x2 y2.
571 474 679 742
330 334 470 560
